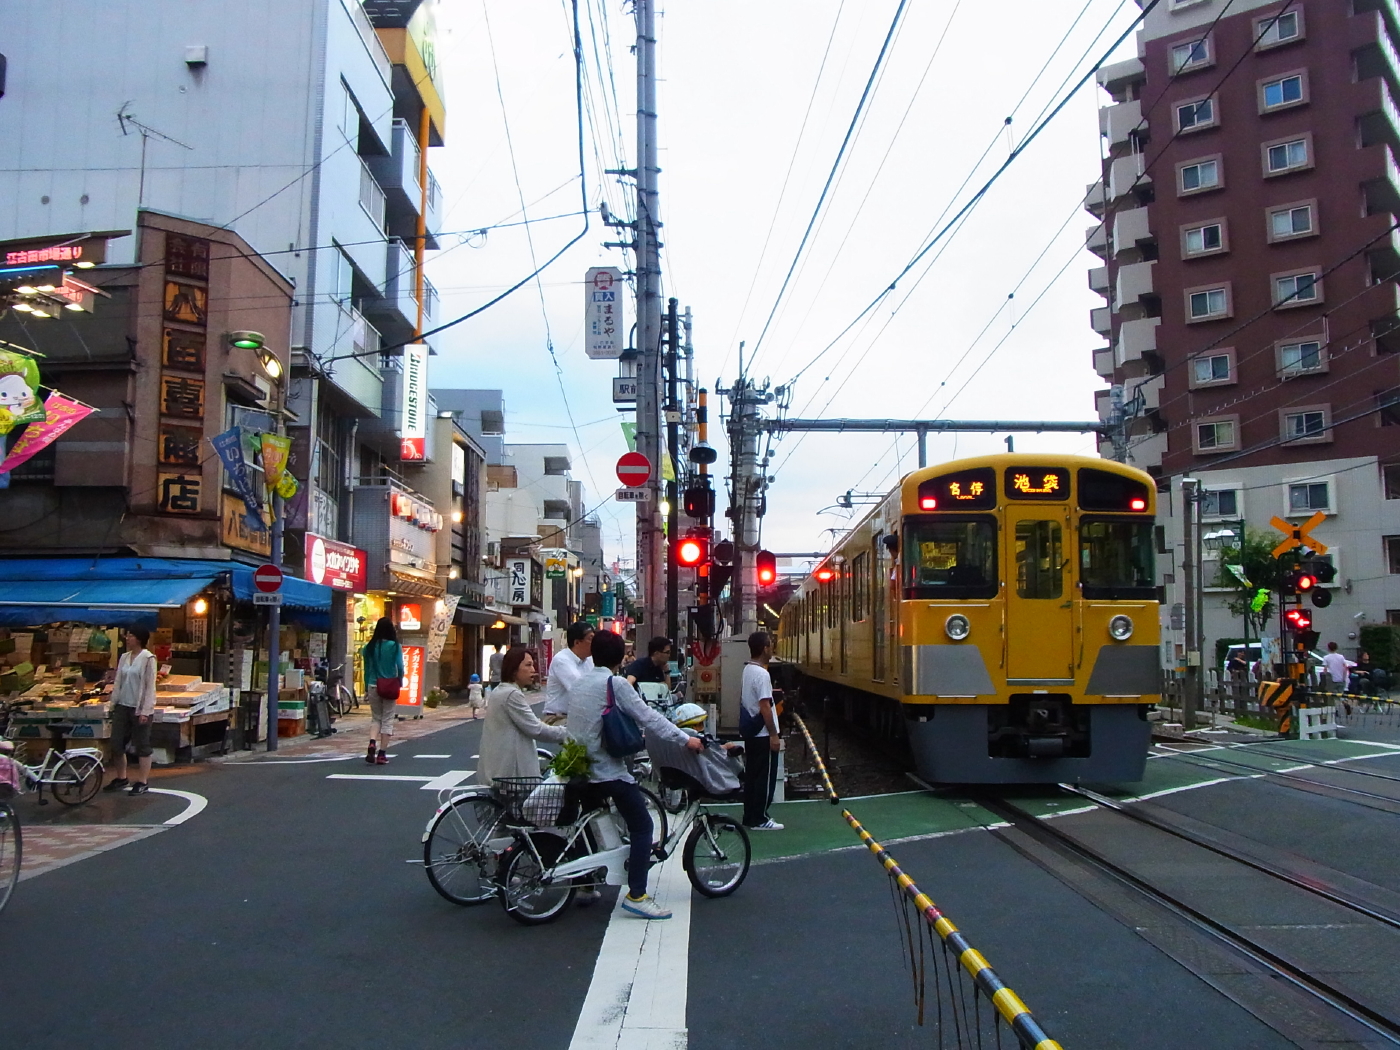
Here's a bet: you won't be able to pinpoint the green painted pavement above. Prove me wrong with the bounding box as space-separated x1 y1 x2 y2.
709 789 1000 864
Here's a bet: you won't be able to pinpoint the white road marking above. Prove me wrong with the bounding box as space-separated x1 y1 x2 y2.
1130 775 1253 801
413 754 452 759
148 788 208 825
327 774 435 783
569 855 691 1050
418 770 476 792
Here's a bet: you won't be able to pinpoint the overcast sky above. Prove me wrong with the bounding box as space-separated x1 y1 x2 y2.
425 0 1141 572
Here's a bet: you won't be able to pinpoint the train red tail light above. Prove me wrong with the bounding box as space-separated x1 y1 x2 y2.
1129 498 1147 511
814 566 834 582
919 496 937 510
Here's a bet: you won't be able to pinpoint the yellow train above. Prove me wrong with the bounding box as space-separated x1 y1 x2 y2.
778 453 1159 784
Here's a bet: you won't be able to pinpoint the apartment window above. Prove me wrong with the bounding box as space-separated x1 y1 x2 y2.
1385 464 1400 499
1379 388 1400 426
1191 353 1231 386
543 456 571 475
1268 201 1315 242
1288 480 1331 513
1186 284 1230 321
358 162 385 231
341 81 361 144
1176 97 1216 132
1278 339 1324 376
1171 38 1212 73
1375 318 1400 354
1264 136 1310 175
1183 221 1225 257
1260 72 1307 112
1256 10 1302 49
332 248 354 304
1179 157 1221 194
1195 417 1238 453
1282 406 1330 444
1201 488 1239 517
1387 537 1400 575
1274 270 1319 307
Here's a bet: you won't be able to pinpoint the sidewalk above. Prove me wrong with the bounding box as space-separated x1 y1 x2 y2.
221 698 480 762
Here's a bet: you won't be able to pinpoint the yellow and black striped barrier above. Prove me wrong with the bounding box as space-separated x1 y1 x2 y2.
843 810 1064 1050
791 713 840 805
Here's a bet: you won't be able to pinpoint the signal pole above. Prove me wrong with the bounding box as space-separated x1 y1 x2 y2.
633 0 663 631
665 297 680 643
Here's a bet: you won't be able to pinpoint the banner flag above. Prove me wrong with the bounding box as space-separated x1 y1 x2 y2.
0 391 93 473
210 426 265 529
426 596 461 663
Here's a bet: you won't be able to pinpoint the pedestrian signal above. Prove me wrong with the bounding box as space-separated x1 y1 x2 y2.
756 550 777 587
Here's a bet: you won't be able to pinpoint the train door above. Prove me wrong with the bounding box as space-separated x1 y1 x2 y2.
871 539 886 681
1006 509 1074 681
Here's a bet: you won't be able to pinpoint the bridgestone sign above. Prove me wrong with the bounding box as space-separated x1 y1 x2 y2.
399 342 428 461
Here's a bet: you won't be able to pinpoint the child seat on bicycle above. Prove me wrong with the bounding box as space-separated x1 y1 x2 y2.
646 729 742 800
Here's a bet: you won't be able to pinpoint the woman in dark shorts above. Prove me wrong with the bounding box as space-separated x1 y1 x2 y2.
105 627 157 795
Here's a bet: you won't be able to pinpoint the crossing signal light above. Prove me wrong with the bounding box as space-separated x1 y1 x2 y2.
1305 557 1337 585
675 534 708 567
1311 588 1332 608
683 482 715 519
1284 607 1313 632
756 550 777 587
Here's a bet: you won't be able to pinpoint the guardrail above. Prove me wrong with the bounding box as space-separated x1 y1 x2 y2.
790 713 1063 1049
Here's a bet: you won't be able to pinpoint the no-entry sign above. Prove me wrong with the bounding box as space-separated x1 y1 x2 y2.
253 564 284 593
616 451 651 488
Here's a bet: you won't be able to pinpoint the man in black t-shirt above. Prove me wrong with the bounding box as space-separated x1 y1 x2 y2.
624 636 673 689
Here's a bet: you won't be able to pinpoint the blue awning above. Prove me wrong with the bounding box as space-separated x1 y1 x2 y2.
228 564 331 611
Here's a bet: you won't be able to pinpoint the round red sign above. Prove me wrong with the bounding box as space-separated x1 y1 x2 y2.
616 451 651 488
253 564 284 593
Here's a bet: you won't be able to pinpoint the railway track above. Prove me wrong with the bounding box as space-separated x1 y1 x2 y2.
976 788 1400 1047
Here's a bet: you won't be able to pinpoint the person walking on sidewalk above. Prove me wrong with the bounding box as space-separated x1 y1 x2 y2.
362 617 404 765
541 621 594 725
105 627 158 795
478 648 567 785
569 629 704 919
488 645 504 692
740 630 783 831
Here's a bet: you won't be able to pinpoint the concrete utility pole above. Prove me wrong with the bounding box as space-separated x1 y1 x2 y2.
665 297 680 644
633 0 663 629
728 378 764 636
1181 477 1201 730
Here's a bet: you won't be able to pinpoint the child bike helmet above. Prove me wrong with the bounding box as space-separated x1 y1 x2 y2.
671 702 707 729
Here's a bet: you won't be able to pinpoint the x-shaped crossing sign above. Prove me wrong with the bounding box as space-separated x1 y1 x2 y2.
1270 510 1329 558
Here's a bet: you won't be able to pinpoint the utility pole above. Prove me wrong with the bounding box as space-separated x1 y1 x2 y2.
633 0 663 631
728 378 765 636
1181 477 1201 730
665 297 680 643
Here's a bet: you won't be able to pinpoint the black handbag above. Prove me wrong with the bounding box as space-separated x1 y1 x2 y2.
600 677 645 758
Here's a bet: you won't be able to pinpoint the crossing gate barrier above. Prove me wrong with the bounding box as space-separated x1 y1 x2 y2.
1297 706 1338 740
1258 680 1295 735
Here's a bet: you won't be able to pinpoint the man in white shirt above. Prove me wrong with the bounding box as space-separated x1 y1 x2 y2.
1321 642 1353 693
541 621 595 724
740 630 784 831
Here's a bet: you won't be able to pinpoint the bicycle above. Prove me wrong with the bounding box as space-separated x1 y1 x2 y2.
0 781 19 914
1 735 104 806
323 664 358 717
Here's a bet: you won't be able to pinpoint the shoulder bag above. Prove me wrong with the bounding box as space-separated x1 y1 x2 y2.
600 676 645 758
373 642 401 700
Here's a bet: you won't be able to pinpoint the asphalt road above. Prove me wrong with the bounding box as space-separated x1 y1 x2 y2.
0 714 1345 1049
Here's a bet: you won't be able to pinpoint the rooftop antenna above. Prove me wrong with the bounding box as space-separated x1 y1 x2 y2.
117 103 193 208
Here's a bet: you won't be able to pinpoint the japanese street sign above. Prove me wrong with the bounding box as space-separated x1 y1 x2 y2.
1270 511 1328 558
616 487 650 502
584 266 624 359
253 564 284 593
612 376 638 403
616 451 651 487
252 592 283 606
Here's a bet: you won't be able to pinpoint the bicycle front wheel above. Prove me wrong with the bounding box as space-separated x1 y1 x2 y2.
684 813 750 897
499 833 575 925
50 754 103 806
0 801 21 913
424 794 507 906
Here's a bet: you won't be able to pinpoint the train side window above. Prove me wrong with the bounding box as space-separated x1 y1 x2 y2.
852 551 868 620
1015 520 1064 599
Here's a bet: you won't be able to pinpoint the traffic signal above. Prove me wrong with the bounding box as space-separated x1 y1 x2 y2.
675 533 709 567
1280 567 1319 595
1284 607 1313 632
1311 588 1332 608
756 550 777 587
683 482 715 519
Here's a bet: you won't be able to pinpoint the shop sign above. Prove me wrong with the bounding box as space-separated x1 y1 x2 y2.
544 550 568 579
390 490 442 531
399 603 423 632
0 230 126 268
305 534 366 592
222 493 272 556
158 233 211 516
508 558 530 607
398 342 428 461
426 596 460 662
397 644 425 709
584 266 624 359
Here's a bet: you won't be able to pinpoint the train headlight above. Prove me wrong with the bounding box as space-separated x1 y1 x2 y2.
944 614 971 641
1108 615 1134 641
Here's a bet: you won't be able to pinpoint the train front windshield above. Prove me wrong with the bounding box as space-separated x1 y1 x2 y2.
1079 518 1156 600
904 518 998 599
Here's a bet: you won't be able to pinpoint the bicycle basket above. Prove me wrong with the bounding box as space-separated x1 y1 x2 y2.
492 776 570 826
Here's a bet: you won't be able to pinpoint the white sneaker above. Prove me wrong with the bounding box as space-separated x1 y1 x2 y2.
747 819 784 831
621 894 672 920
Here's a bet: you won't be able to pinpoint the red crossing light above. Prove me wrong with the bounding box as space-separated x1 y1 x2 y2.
756 550 777 587
677 537 707 566
1285 607 1313 631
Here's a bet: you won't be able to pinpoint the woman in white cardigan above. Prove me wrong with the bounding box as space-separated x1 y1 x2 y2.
477 648 567 786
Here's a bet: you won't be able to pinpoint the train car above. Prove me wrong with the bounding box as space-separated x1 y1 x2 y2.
777 454 1159 784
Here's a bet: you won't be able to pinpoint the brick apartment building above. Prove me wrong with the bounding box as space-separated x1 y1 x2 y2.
1087 0 1400 661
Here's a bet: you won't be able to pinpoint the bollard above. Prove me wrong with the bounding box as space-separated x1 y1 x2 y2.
843 810 1064 1050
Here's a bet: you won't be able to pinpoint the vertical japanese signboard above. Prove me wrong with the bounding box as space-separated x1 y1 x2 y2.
584 267 624 359
397 644 426 711
508 557 530 607
398 342 428 461
157 234 211 516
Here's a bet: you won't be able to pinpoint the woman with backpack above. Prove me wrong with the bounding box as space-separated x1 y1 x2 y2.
362 617 404 765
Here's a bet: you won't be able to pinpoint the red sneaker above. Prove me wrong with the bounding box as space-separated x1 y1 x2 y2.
375 750 389 765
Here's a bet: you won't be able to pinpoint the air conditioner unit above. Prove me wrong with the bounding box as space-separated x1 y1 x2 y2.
486 541 499 558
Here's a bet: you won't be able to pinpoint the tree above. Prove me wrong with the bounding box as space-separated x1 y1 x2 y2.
1212 528 1284 638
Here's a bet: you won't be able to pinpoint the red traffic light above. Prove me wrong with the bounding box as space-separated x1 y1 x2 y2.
756 550 777 587
1296 573 1317 592
677 538 705 566
1285 607 1313 631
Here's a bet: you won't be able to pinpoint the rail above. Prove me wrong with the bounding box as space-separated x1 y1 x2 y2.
790 713 1062 1049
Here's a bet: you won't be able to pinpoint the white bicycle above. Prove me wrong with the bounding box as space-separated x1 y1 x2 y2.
0 739 105 806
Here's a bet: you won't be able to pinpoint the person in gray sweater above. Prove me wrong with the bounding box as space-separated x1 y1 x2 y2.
478 648 567 786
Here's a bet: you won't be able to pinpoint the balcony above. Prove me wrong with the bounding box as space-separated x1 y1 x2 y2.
1114 260 1156 311
1108 154 1150 203
1099 98 1143 148
1090 306 1112 336
1128 430 1166 472
1112 207 1153 258
363 238 419 338
1358 77 1400 151
425 169 442 248
1362 144 1400 215
324 306 384 417
1093 346 1115 379
1094 387 1113 423
358 156 386 233
1088 265 1109 297
1116 317 1160 366
1137 374 1165 413
367 119 422 214
1354 9 1400 97
1369 222 1400 281
1084 179 1106 218
1085 221 1108 259
1096 56 1145 103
